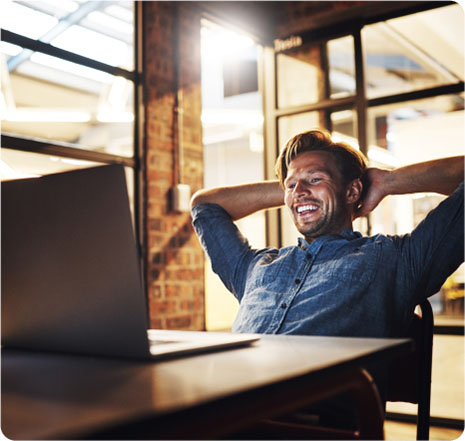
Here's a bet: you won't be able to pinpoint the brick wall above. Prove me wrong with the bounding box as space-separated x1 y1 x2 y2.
143 1 205 330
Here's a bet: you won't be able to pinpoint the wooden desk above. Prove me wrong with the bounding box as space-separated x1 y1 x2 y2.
1 335 411 440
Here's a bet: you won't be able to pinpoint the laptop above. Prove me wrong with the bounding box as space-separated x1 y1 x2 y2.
1 164 259 360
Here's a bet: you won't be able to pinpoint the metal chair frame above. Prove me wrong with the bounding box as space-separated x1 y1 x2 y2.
386 299 434 440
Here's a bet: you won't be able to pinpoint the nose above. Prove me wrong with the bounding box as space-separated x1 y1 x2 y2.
294 180 310 197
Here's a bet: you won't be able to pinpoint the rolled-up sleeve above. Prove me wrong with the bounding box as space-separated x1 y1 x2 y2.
191 203 254 302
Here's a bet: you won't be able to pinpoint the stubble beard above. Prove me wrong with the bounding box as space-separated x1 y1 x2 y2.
295 201 349 243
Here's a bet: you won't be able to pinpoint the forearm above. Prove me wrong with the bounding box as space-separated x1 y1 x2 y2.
356 156 464 217
384 156 464 197
190 181 284 220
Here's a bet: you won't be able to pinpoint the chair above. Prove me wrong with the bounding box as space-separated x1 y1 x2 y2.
230 299 434 440
386 299 434 440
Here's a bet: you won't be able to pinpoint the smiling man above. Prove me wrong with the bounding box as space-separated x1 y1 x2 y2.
190 128 464 429
191 129 463 339
283 149 360 242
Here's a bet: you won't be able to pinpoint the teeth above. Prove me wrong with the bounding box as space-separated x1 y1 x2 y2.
297 205 318 213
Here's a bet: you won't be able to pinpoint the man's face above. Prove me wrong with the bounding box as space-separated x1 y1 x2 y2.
284 150 353 243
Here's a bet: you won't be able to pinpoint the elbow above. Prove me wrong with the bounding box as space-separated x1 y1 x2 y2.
190 189 208 210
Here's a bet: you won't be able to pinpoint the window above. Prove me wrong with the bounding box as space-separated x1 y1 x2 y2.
328 35 355 99
277 42 325 109
269 3 464 425
363 6 463 99
1 0 139 214
366 93 464 328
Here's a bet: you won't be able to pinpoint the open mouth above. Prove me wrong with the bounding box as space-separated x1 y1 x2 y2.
296 204 319 215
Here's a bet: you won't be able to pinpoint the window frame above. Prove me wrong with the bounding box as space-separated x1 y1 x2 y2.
264 3 464 333
1 2 145 254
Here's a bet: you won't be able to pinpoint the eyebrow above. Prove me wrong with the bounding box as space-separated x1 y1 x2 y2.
285 168 333 184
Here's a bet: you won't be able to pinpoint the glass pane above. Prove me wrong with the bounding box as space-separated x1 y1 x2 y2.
278 111 322 148
0 148 135 215
277 43 324 108
328 36 355 98
0 0 59 39
367 94 464 169
367 94 464 325
331 109 357 140
388 5 464 82
201 20 265 331
1 47 134 157
363 4 464 99
1 0 134 157
1 0 134 70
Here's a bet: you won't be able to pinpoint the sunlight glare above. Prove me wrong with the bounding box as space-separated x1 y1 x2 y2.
1 1 58 39
201 25 255 62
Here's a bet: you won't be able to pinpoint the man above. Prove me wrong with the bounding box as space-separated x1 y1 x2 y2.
191 128 463 337
190 129 464 426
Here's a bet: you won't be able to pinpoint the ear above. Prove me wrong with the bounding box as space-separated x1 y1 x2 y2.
345 178 363 205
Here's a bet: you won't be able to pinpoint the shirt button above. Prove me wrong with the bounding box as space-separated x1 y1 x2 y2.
281 303 287 309
295 279 301 284
306 254 312 260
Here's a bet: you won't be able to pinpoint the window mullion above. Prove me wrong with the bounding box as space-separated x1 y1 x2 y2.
353 28 367 158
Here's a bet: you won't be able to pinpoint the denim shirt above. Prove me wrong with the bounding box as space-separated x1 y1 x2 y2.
191 182 464 338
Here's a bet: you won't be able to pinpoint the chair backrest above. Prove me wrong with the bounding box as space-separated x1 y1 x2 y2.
386 300 434 440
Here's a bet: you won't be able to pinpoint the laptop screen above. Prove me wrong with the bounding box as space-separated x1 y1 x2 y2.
2 165 151 358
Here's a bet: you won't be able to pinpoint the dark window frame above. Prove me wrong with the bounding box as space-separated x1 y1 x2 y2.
1 2 145 254
265 2 464 340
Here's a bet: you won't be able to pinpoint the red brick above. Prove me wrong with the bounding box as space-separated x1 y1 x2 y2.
166 316 192 329
143 1 204 331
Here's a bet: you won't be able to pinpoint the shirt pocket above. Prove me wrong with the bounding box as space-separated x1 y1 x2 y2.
326 242 381 287
245 252 284 291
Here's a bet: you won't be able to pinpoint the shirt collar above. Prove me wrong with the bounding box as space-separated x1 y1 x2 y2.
341 229 362 240
298 230 362 250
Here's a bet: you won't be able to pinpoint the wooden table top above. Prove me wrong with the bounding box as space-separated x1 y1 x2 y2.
2 334 411 439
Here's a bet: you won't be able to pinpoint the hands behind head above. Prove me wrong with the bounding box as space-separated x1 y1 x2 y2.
353 168 389 219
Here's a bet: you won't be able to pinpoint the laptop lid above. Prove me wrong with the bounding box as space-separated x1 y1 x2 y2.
2 165 152 358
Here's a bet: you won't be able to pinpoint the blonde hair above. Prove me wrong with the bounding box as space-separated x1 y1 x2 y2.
275 129 367 187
